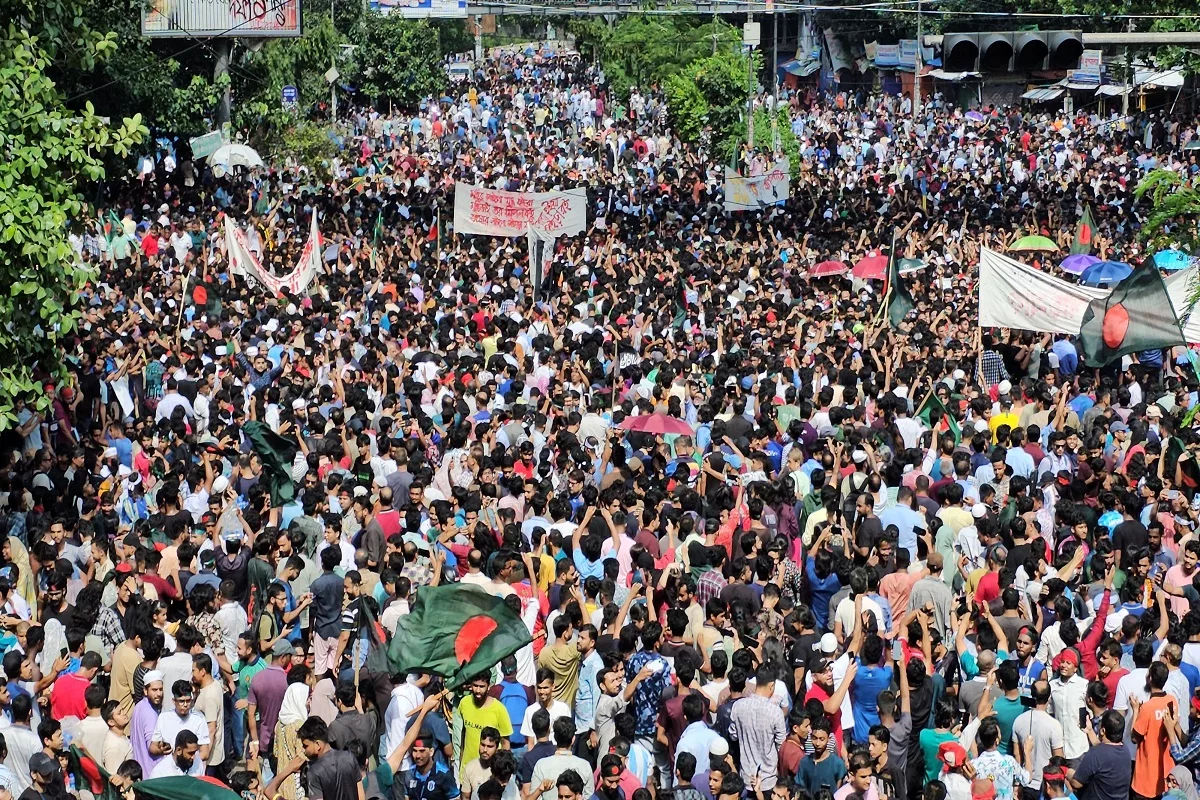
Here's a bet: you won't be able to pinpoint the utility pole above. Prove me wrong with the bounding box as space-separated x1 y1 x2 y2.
475 15 483 61
1122 17 1133 116
214 40 231 127
912 0 922 120
746 13 756 153
771 11 779 153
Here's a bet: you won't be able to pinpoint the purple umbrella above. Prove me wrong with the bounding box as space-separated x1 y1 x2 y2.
1060 253 1100 275
966 110 986 122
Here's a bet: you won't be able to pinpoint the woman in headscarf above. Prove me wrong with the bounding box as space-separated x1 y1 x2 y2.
1167 765 1199 800
273 664 313 800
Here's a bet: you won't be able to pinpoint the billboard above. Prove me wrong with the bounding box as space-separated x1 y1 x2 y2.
368 0 467 17
143 0 300 36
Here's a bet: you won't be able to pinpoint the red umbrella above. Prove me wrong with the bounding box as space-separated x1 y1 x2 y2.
851 254 889 280
809 259 848 277
618 413 694 436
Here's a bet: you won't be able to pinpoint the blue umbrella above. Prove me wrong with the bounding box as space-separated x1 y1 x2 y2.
1154 249 1194 271
1080 260 1133 286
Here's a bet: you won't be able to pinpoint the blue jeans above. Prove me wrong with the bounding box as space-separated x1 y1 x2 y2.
231 704 246 760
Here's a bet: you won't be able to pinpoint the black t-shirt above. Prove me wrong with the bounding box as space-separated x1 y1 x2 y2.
18 788 46 800
789 632 821 671
215 546 251 601
1112 519 1148 559
308 748 362 800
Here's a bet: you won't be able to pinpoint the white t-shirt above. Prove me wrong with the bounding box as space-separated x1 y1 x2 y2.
520 699 572 738
833 594 884 636
151 710 210 776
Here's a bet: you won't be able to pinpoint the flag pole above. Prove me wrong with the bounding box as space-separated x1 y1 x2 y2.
872 227 900 325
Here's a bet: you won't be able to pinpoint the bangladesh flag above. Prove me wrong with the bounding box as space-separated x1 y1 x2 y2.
389 584 532 688
1078 265 1185 366
243 421 298 507
68 746 121 800
917 392 962 445
135 776 240 800
1070 206 1096 255
884 246 915 329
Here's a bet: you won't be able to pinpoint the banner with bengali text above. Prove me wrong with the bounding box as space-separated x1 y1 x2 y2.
453 183 587 238
723 159 791 212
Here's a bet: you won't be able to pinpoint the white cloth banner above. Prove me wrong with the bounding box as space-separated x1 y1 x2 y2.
226 215 322 295
723 159 791 212
980 247 1200 342
1164 267 1200 343
979 247 1110 334
453 182 587 238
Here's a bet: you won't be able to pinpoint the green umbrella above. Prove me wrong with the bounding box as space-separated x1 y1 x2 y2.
897 257 928 274
1009 235 1060 252
1184 140 1200 150
134 777 241 800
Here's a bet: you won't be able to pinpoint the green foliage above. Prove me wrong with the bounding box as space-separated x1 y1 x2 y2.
1136 169 1200 253
235 14 342 122
0 12 147 428
43 0 221 135
595 16 740 98
665 47 762 161
351 13 446 107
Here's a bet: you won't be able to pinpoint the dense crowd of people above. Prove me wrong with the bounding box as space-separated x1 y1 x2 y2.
6 42 1200 800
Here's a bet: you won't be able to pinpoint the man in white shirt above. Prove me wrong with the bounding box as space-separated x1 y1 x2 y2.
150 681 210 776
149 729 203 778
383 673 428 768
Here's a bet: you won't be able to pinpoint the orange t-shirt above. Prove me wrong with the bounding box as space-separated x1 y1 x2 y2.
1132 693 1177 797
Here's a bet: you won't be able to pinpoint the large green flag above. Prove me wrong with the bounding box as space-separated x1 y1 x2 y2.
68 746 122 800
917 392 962 445
1078 265 1185 366
1070 206 1097 255
135 777 240 800
389 584 532 688
885 242 915 329
243 420 298 506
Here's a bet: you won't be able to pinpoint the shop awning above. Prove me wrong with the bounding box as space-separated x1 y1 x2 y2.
1066 80 1099 90
1022 87 1065 101
928 69 981 81
781 58 820 76
1135 68 1185 88
1095 84 1130 96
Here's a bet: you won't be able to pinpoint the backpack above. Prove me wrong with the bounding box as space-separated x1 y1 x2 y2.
497 680 531 746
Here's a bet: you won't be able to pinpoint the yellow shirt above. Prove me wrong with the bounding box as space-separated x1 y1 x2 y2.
458 695 513 765
989 410 1019 443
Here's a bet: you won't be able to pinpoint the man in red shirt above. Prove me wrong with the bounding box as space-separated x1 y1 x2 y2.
974 545 1005 610
50 651 102 720
1098 640 1128 707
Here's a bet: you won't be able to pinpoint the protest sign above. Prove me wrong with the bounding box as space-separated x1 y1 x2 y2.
453 183 587 238
723 160 790 212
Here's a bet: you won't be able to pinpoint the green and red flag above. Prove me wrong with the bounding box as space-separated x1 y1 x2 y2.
1078 264 1186 365
135 776 240 800
388 584 532 688
1070 206 1096 255
243 420 298 507
68 746 121 800
916 392 962 445
884 233 914 329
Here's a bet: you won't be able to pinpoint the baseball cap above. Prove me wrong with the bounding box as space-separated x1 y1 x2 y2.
28 753 57 778
271 640 296 657
1111 421 1129 433
938 741 968 769
818 633 838 654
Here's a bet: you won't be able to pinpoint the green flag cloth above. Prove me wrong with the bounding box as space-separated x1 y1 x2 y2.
917 393 962 444
389 584 532 688
68 746 122 800
1070 206 1097 255
243 420 298 507
885 248 915 329
134 777 240 800
1079 265 1185 366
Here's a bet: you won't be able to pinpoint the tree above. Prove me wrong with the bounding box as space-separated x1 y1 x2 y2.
591 15 740 99
1136 169 1200 252
46 0 221 136
0 7 147 429
351 13 446 107
665 47 758 156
